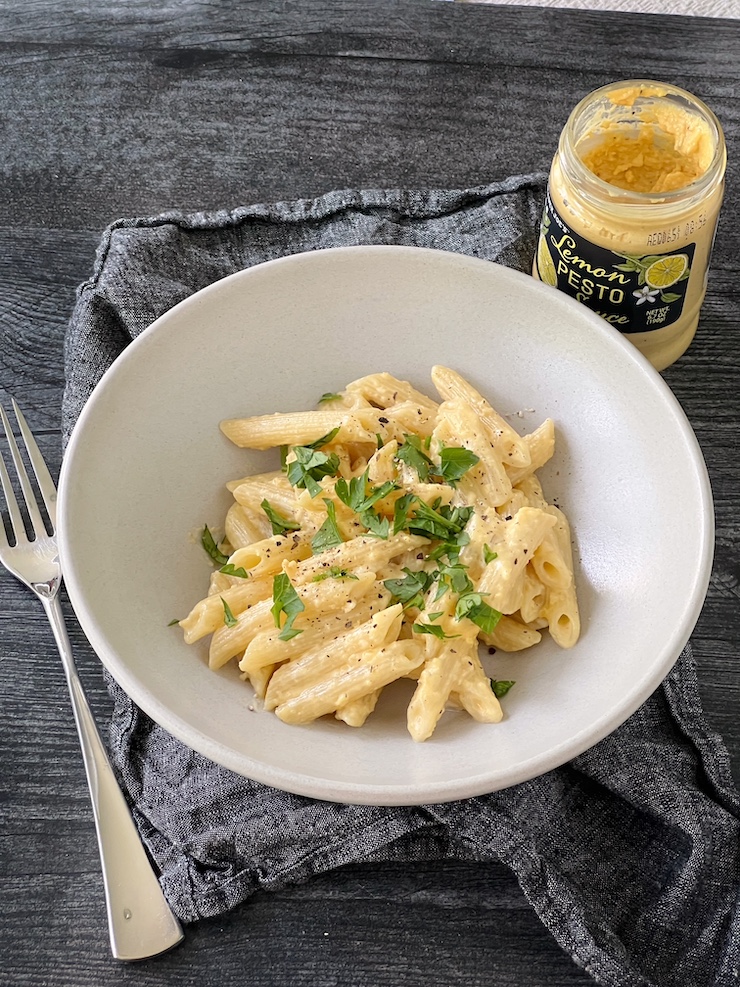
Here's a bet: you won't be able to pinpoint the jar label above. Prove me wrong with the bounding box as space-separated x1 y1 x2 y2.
536 188 696 334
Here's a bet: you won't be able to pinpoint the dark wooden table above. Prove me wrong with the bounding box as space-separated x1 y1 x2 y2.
1 2 738 984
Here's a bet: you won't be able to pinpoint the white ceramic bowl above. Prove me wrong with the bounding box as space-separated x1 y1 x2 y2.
58 246 713 805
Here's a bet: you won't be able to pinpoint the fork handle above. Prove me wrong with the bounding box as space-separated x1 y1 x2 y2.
42 595 184 961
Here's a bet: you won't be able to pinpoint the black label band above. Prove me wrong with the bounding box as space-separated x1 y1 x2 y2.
536 187 695 334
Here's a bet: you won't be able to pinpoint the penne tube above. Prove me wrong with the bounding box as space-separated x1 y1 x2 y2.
476 507 557 614
230 475 297 517
351 406 436 444
242 661 277 700
220 410 351 449
264 604 404 710
367 439 399 484
282 532 429 585
345 372 439 412
431 365 531 468
210 570 379 669
228 531 313 578
543 590 581 648
453 654 504 724
518 567 548 625
505 419 556 485
180 574 274 644
239 589 390 674
226 469 284 493
433 399 512 508
274 641 424 725
224 503 271 549
208 598 274 668
335 690 383 727
407 637 479 742
480 614 542 652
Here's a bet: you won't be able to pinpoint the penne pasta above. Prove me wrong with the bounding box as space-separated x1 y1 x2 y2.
176 367 580 741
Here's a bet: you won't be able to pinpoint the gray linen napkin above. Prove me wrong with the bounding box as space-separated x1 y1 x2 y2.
62 175 740 987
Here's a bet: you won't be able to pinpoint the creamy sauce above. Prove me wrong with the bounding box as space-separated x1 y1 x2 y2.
578 86 714 194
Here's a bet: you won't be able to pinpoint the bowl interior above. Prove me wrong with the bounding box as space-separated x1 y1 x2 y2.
58 246 713 804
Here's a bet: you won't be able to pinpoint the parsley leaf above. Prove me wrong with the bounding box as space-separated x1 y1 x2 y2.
491 679 515 698
392 493 416 534
286 445 341 497
438 446 480 485
334 471 368 512
311 566 359 582
412 622 459 640
455 593 503 635
220 597 238 628
201 524 229 566
167 618 181 627
483 544 498 565
303 426 341 450
360 509 390 539
383 568 434 609
318 392 342 404
396 435 434 481
427 529 471 565
406 499 464 540
311 500 344 553
271 573 305 641
335 469 398 514
438 562 474 596
219 563 250 578
261 498 301 536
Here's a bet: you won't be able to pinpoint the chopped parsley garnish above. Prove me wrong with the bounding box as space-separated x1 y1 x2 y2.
360 508 390 539
167 618 181 627
335 468 398 513
412 622 459 640
220 597 238 628
437 562 474 596
392 493 416 535
261 498 301 536
406 500 473 542
455 593 502 635
396 434 435 481
286 445 341 497
396 436 479 486
491 679 515 698
201 524 229 566
303 426 341 449
427 529 470 565
318 392 342 404
383 568 435 609
483 544 498 565
271 573 305 641
311 566 359 582
219 563 250 578
311 500 344 553
437 446 480 485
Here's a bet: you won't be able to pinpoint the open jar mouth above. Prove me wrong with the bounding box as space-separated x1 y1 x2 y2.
559 79 726 208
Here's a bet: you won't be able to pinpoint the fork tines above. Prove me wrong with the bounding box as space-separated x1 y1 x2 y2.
0 400 57 544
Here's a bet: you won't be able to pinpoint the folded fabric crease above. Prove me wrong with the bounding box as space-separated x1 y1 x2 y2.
62 175 740 987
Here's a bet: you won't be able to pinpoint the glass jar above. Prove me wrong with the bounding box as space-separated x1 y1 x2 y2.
533 80 726 371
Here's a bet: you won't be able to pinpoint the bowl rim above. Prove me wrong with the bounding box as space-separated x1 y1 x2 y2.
58 245 715 804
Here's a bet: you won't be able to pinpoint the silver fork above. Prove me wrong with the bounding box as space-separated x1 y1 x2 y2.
0 398 184 961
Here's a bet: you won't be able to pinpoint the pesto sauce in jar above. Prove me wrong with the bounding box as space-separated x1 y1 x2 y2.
533 80 726 371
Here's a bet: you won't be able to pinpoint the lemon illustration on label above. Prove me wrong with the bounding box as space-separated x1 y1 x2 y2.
645 254 689 289
537 235 558 287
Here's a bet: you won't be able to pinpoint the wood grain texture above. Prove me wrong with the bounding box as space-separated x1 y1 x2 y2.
1 1 739 985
